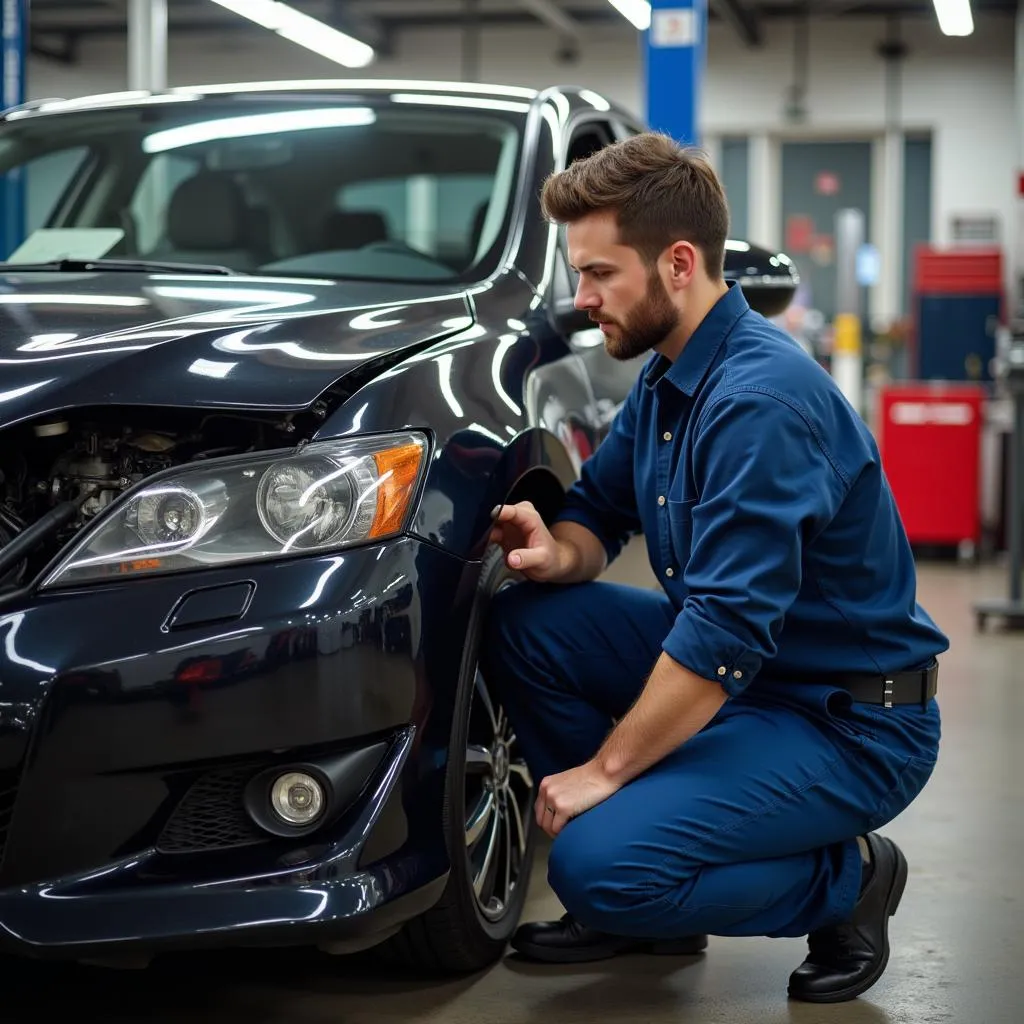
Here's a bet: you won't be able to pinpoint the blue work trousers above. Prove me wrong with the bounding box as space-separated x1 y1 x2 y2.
482 580 941 940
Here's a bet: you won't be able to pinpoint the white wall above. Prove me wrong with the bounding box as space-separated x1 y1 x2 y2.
23 10 1019 302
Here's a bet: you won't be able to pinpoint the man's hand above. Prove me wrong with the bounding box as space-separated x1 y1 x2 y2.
489 502 607 583
535 761 621 838
489 501 565 581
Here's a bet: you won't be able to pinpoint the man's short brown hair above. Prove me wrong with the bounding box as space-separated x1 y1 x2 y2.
541 132 729 279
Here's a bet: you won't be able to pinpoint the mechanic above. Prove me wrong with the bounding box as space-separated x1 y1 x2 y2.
481 132 947 1004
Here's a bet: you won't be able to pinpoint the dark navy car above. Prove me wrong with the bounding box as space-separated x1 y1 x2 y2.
0 80 797 972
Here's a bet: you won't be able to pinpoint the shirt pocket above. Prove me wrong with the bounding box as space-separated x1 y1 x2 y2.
666 497 698 566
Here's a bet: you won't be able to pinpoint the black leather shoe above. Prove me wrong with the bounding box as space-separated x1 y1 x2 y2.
788 833 909 1003
510 913 708 964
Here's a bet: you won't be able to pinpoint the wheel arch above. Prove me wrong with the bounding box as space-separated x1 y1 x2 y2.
503 462 571 527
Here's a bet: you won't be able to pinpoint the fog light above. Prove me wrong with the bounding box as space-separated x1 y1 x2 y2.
270 771 325 827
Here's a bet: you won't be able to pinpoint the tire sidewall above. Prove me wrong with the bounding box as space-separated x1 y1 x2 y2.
441 545 537 943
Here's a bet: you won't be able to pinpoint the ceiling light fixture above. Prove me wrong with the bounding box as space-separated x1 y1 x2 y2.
209 0 375 68
932 0 974 36
606 0 652 31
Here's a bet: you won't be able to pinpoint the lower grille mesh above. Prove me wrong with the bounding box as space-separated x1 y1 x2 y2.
157 765 267 855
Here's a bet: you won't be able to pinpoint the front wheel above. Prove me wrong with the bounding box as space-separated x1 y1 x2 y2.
377 546 537 973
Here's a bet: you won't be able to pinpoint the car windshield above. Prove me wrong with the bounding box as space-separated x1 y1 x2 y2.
0 95 526 283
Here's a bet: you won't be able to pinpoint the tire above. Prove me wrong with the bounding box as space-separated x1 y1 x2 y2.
376 545 538 974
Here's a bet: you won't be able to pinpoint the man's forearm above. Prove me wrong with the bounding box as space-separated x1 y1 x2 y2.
550 521 608 583
594 652 729 786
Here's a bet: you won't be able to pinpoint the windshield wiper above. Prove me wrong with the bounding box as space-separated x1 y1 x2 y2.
0 257 238 276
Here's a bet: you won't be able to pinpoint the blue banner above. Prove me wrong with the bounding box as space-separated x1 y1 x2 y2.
1 0 26 257
645 0 707 146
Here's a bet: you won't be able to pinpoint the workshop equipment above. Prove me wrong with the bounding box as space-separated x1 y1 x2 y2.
912 246 1003 383
975 325 1024 630
877 382 985 555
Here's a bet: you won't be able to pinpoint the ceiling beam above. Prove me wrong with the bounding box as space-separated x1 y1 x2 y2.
326 0 390 52
518 0 582 38
28 0 615 29
711 0 762 45
29 32 80 64
38 0 1018 40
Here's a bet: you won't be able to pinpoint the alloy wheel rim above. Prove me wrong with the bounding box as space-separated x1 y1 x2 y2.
464 667 534 923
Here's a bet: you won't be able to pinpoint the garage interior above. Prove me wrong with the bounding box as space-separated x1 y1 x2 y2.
1 1 1022 1022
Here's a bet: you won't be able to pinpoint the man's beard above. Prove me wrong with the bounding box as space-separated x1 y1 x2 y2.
594 270 680 362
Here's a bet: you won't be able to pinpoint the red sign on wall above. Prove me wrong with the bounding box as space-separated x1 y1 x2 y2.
815 171 841 196
786 214 814 253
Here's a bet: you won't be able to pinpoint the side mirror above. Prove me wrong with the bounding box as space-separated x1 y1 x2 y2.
724 240 800 318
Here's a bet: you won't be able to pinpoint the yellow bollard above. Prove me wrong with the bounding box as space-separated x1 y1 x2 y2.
832 312 864 415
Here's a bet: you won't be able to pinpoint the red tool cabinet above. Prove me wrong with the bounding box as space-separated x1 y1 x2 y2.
876 383 985 549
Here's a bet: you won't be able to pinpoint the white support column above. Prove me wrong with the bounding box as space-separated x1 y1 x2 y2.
748 132 780 248
871 128 905 328
702 133 722 173
128 0 168 92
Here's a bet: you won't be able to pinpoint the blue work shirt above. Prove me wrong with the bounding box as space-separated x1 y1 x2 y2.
555 282 949 697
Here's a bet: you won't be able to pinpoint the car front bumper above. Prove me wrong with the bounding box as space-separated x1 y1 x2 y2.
0 536 476 959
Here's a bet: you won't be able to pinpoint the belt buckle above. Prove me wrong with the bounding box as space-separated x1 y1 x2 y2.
883 678 894 709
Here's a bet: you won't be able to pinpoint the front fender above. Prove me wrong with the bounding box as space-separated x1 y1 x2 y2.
314 281 596 561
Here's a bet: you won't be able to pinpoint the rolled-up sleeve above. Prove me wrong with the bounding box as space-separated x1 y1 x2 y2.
553 379 642 564
662 387 849 696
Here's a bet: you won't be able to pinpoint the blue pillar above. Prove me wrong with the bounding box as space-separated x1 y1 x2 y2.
0 0 26 258
645 0 707 145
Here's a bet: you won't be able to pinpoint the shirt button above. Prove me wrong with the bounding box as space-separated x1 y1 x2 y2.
717 666 727 676
665 567 675 578
658 495 666 506
733 670 743 680
662 431 673 442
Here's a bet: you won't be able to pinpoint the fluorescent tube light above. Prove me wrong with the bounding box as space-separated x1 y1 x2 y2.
932 0 974 36
142 107 376 153
607 0 651 31
209 0 375 67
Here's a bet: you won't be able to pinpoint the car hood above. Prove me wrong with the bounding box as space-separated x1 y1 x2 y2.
0 271 473 430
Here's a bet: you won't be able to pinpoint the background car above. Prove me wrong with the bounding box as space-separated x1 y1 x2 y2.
0 81 798 973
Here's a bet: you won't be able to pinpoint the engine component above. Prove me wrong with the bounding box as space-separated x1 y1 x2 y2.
0 499 83 580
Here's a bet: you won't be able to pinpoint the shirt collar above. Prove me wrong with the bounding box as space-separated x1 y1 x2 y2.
643 281 749 396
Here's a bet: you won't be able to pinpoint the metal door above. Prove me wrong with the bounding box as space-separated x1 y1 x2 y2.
780 141 873 322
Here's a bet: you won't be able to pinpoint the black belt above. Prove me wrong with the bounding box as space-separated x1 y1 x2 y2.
771 661 939 708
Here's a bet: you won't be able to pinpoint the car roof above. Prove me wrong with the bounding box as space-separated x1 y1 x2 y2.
2 80 626 122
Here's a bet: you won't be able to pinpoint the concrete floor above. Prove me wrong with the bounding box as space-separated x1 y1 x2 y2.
4 542 1023 1022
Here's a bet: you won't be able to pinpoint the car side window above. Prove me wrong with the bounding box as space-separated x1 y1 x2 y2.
552 120 618 307
565 121 616 167
23 146 91 235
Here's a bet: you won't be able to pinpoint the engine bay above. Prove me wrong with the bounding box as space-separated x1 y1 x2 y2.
0 408 306 590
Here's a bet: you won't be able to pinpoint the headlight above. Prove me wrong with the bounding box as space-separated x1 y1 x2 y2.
41 431 428 588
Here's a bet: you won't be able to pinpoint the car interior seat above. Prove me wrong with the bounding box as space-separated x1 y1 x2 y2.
318 210 389 251
150 171 261 271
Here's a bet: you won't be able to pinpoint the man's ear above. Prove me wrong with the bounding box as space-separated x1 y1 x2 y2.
667 241 698 289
